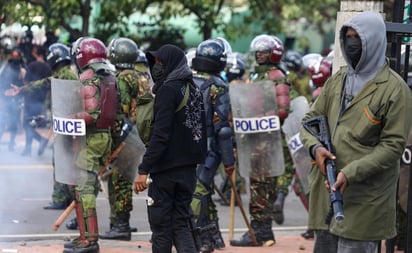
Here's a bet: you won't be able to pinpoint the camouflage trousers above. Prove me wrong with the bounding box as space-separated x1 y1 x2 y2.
191 180 219 225
51 181 74 205
74 170 100 210
249 176 278 221
108 168 133 224
74 131 111 223
74 171 100 240
276 137 294 195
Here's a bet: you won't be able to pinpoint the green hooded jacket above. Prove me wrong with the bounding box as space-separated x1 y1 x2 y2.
300 11 412 240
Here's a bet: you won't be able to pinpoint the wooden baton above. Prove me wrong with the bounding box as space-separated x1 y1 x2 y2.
52 200 76 231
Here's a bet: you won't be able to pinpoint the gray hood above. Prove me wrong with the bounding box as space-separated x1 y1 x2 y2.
339 11 386 99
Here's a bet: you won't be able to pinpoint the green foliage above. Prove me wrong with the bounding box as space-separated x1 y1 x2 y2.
137 25 187 51
94 0 142 44
3 0 399 54
0 0 340 43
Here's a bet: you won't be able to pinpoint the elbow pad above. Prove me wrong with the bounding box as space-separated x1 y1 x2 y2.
217 126 235 167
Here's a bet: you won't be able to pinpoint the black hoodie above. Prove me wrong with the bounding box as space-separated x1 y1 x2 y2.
138 44 207 175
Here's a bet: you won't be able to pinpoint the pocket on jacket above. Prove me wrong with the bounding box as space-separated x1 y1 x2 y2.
349 106 382 146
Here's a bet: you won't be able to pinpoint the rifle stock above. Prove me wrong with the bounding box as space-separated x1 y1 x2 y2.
303 115 344 224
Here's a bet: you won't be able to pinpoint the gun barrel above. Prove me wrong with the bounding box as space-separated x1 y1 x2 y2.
333 202 345 222
326 161 344 222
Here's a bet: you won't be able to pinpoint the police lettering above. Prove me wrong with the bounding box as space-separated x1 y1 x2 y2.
233 116 280 134
288 133 303 155
53 116 86 136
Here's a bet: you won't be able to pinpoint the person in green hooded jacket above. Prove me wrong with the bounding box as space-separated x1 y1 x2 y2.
300 11 412 253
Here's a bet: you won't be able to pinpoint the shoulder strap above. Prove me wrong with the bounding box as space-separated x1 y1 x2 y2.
175 83 190 112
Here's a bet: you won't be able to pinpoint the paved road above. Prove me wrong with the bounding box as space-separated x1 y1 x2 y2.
0 131 309 243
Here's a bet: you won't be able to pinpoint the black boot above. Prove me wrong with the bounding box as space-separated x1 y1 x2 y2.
63 240 99 253
301 229 314 239
230 219 274 247
63 203 99 253
99 212 131 241
109 223 137 232
64 237 99 252
273 192 286 225
66 218 78 230
198 224 216 253
211 220 225 249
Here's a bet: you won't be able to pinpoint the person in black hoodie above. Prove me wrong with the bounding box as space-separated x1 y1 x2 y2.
133 44 207 253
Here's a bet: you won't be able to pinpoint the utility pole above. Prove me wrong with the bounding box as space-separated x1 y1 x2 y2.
332 0 384 74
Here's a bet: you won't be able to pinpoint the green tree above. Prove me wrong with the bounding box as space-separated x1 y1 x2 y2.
1 0 398 47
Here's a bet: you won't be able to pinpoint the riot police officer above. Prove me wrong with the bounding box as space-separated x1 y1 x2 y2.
190 38 236 252
63 37 118 253
99 37 152 241
230 34 293 247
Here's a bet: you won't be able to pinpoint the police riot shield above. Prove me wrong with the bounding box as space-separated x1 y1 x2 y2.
229 80 285 178
51 78 87 185
282 96 311 194
111 121 146 183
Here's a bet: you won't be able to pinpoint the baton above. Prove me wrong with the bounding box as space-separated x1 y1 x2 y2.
51 201 76 231
228 167 259 246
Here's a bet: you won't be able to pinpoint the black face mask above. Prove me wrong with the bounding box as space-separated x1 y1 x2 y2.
344 37 362 69
151 63 164 82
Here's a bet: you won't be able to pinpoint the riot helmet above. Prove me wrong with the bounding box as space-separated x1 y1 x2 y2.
136 49 148 65
185 48 196 68
216 37 233 56
302 53 323 71
284 50 303 71
309 59 332 87
47 43 71 70
250 34 284 64
8 48 24 67
71 37 107 70
107 37 139 69
192 38 228 73
226 52 246 82
0 36 17 54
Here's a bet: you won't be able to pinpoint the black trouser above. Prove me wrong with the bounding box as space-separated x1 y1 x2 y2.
314 229 338 253
148 165 198 253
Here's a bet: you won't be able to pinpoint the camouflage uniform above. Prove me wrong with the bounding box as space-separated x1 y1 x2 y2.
67 62 116 252
107 68 151 228
190 72 235 251
286 69 311 101
249 64 294 221
230 62 292 247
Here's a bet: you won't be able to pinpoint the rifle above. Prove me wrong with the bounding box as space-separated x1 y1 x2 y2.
302 115 344 224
